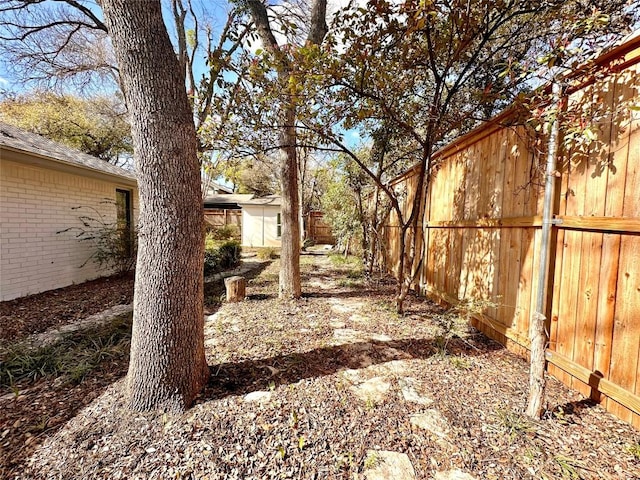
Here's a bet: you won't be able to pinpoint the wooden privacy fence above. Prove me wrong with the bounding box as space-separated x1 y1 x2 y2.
306 211 336 245
204 208 242 236
382 37 640 426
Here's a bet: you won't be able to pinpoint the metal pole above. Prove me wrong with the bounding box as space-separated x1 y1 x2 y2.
536 82 562 316
526 81 562 418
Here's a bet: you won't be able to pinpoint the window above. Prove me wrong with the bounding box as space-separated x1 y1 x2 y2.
116 189 133 255
116 189 131 229
276 212 282 238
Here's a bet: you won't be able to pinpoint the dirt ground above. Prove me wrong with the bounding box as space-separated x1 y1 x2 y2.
0 273 134 344
1 253 640 479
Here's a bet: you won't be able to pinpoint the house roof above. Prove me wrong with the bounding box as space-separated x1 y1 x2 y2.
0 121 136 185
203 193 255 210
238 194 282 207
204 193 255 204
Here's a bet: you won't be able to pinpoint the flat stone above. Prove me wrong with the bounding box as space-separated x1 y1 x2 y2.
399 378 433 405
381 347 411 360
374 360 411 376
332 328 363 345
357 354 374 368
28 304 133 348
330 320 347 329
341 369 362 383
331 303 354 313
329 298 364 313
433 470 477 480
364 450 416 480
243 391 272 403
409 410 450 438
351 377 391 403
371 333 392 342
308 280 331 290
205 312 221 322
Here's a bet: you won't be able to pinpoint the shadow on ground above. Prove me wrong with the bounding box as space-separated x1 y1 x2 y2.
1 260 272 477
200 334 503 403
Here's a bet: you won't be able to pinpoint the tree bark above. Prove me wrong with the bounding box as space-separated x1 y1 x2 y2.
278 102 302 298
526 312 547 417
225 276 246 302
100 0 208 412
245 0 326 300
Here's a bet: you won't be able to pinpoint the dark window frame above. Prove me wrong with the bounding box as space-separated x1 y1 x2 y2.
276 212 282 238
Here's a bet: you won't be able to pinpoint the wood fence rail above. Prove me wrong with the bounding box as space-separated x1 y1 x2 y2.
381 38 640 427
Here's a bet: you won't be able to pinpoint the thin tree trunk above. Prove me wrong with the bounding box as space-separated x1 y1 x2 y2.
526 312 547 417
396 225 408 314
279 103 302 298
101 0 208 412
245 0 326 300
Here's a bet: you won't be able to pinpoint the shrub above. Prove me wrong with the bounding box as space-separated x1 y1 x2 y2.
256 247 278 260
302 238 315 251
207 224 240 241
58 204 137 275
204 240 241 276
92 225 137 274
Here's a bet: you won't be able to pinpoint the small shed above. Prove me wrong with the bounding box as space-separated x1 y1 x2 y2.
238 195 283 247
0 121 138 301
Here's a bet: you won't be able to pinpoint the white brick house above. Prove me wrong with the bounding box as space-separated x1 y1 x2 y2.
0 121 138 301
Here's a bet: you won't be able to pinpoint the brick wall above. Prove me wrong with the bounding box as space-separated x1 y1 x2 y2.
0 159 138 301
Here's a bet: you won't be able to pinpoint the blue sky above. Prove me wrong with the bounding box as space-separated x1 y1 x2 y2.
0 0 233 94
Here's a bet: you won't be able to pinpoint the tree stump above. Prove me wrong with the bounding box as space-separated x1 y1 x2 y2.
224 276 246 302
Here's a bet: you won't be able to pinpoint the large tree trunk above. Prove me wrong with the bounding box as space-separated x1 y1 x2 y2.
279 104 302 298
101 0 208 412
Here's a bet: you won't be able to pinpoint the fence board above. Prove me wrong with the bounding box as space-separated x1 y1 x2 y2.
381 39 640 426
609 95 640 422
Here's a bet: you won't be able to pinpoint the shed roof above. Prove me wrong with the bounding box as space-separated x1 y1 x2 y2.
0 121 136 184
204 193 255 206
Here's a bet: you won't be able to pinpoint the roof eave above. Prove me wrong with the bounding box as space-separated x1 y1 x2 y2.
1 145 137 188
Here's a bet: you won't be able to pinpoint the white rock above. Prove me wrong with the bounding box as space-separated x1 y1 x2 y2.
243 391 272 403
341 369 362 383
374 360 411 376
332 328 363 345
399 378 433 405
371 333 392 342
357 354 374 368
351 377 391 403
409 410 450 438
364 450 416 480
350 313 370 324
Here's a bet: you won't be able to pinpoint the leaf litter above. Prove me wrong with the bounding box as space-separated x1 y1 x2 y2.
1 252 639 479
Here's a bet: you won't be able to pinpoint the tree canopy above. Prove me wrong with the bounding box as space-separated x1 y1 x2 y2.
0 91 132 165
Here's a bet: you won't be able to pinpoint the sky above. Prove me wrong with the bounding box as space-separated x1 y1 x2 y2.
0 0 235 94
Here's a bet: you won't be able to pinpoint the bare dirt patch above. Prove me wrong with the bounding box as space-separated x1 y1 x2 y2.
2 253 640 479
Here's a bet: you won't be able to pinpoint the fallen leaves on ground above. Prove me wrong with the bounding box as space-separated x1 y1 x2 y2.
0 273 134 344
1 253 639 479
